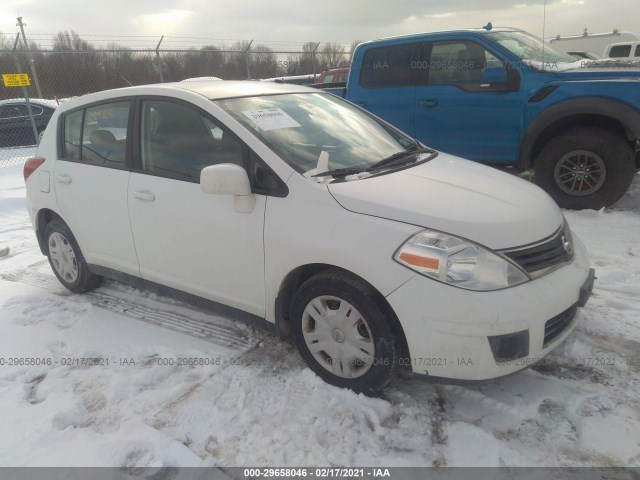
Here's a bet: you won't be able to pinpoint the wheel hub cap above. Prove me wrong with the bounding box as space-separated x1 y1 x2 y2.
48 232 79 283
301 295 375 379
331 328 345 343
554 150 606 196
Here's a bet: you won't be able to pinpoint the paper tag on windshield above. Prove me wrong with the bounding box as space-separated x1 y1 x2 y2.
242 108 301 131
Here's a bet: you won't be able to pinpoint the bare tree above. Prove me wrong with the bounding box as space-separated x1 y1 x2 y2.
297 41 319 74
49 31 102 97
53 30 93 51
319 42 346 70
0 32 364 101
249 44 277 79
223 40 252 79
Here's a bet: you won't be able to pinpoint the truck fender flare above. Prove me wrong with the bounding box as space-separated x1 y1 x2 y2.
518 97 640 169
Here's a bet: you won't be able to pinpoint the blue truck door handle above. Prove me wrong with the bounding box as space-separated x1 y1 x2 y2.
419 99 438 108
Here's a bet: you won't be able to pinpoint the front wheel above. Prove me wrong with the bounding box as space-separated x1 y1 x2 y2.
534 127 635 210
44 219 102 293
290 270 401 395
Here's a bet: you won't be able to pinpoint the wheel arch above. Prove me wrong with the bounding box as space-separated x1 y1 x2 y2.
519 97 640 169
274 263 411 367
35 208 64 255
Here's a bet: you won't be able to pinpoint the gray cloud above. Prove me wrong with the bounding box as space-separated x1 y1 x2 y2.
1 0 637 48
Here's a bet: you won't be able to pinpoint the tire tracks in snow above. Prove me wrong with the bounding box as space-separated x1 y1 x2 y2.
1 269 265 352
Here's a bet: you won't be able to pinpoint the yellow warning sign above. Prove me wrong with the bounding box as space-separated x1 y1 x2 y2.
2 73 31 87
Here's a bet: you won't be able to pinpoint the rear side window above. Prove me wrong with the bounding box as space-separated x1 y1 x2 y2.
63 110 83 160
140 100 244 182
635 45 640 57
359 43 421 88
62 101 130 167
608 45 632 57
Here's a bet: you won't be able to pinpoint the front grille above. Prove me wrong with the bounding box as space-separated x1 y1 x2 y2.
543 305 577 347
501 226 573 275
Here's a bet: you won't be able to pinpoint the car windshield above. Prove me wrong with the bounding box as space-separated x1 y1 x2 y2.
488 30 577 68
216 92 417 175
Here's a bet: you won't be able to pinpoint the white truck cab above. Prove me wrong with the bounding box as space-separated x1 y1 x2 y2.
604 41 640 59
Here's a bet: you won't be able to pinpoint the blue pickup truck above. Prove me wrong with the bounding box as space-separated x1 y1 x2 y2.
324 27 640 209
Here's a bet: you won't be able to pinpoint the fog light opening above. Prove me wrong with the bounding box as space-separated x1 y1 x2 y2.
488 330 530 363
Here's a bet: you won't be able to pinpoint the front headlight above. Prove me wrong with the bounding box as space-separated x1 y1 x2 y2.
394 230 530 291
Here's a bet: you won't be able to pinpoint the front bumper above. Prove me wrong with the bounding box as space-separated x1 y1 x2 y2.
386 234 593 381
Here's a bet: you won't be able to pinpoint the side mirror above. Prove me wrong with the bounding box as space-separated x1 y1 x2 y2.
480 66 508 89
200 163 255 213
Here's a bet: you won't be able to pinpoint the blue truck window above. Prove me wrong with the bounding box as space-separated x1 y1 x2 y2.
428 41 498 90
359 43 420 88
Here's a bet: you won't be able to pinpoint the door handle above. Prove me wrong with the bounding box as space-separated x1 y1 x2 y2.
419 99 439 108
56 174 72 184
133 190 155 202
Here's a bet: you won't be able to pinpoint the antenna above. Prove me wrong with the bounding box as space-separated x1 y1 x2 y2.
542 0 547 62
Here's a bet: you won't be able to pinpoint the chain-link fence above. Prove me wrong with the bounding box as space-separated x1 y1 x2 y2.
1 34 353 167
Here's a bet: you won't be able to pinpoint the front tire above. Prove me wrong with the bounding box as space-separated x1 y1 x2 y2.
534 127 635 210
44 219 102 293
290 270 401 395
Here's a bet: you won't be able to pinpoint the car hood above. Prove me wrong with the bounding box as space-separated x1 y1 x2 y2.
327 153 563 250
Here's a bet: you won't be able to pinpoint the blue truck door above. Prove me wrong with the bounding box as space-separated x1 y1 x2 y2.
348 41 423 137
414 40 523 164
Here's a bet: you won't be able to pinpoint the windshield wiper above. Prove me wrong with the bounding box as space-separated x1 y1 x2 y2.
367 145 436 171
311 166 367 178
311 144 436 179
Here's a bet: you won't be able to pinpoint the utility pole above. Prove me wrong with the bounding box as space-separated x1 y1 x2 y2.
12 33 40 145
244 40 254 79
16 17 43 98
312 42 320 81
155 35 164 83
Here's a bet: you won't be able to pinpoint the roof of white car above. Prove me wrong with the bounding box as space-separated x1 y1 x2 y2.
60 80 319 109
54 81 318 112
173 80 315 99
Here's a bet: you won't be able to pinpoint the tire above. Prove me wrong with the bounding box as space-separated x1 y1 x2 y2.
44 219 102 293
534 127 635 210
290 270 401 395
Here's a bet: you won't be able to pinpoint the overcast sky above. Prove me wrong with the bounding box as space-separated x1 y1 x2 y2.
1 0 638 48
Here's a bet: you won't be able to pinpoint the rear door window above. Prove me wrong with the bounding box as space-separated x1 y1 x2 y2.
359 43 422 88
81 102 130 167
62 100 131 167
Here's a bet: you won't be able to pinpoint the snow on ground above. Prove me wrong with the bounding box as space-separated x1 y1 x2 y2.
1 159 639 468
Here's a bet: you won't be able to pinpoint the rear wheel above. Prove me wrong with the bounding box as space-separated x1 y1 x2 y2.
44 219 102 293
290 270 401 395
534 127 635 209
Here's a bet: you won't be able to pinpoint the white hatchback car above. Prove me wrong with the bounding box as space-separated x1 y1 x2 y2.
24 81 594 394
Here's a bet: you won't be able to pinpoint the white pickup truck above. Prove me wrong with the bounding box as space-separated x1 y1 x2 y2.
605 41 640 59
